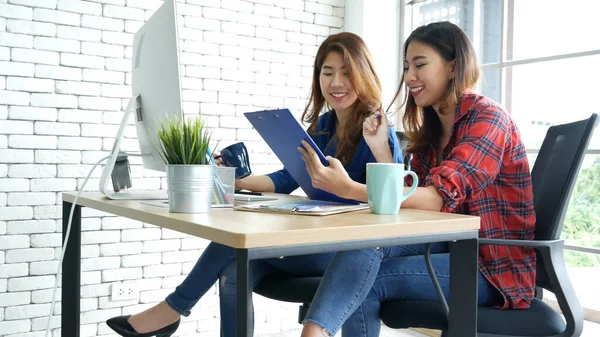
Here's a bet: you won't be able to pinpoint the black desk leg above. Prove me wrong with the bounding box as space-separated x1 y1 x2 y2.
236 249 252 337
448 238 478 337
62 201 81 337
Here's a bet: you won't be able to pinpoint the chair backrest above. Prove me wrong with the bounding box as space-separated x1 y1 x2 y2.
531 114 598 241
396 131 412 170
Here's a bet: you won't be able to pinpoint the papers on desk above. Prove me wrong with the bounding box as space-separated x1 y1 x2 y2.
233 193 278 202
235 200 369 216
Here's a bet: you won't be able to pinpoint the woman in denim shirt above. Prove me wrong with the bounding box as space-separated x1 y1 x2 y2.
106 32 404 337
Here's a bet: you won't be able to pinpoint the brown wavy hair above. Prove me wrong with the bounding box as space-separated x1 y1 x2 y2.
302 32 382 166
388 22 480 154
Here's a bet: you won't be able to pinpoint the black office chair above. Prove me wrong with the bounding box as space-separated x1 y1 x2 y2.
255 114 597 337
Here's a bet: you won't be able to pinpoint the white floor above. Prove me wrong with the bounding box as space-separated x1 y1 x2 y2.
582 320 600 336
262 325 429 337
263 320 600 337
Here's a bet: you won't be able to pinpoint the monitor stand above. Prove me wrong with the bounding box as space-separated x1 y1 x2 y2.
99 95 168 200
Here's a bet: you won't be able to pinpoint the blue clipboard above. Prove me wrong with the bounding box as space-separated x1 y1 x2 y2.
244 109 359 205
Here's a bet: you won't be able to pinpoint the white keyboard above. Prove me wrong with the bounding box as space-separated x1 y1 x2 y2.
105 191 276 202
104 190 168 200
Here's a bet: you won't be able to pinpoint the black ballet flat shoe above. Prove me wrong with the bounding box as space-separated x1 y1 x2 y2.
106 315 180 337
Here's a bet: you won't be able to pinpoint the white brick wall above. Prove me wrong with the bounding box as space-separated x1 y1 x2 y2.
0 120 33 134
0 1 345 336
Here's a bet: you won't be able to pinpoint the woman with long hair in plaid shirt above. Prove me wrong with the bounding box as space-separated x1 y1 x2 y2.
298 21 535 337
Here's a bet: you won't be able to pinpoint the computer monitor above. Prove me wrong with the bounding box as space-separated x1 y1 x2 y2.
99 0 183 200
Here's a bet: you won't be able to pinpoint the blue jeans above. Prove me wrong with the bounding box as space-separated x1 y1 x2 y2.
164 241 333 337
165 242 237 316
304 244 503 337
219 253 333 337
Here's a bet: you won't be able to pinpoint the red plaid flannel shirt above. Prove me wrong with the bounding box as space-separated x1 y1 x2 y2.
409 92 536 309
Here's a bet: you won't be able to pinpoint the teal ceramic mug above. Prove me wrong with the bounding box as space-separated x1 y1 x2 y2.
367 163 419 214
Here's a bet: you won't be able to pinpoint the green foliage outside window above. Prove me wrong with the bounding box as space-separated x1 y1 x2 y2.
562 156 600 267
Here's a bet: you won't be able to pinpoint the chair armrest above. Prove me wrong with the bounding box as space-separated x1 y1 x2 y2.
479 238 584 337
478 238 562 248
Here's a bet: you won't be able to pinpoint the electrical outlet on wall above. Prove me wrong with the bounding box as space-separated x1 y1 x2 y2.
111 283 138 301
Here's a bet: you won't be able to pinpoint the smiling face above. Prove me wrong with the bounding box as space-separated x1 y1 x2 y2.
319 51 359 116
403 40 455 110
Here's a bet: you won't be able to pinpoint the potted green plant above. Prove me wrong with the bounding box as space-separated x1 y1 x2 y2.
155 115 215 213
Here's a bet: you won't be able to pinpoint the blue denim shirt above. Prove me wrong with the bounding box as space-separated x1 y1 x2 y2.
266 111 404 194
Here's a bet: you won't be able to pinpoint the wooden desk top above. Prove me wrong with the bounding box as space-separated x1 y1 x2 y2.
63 192 480 249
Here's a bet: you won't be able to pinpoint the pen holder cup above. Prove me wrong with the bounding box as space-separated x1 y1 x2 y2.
212 166 236 208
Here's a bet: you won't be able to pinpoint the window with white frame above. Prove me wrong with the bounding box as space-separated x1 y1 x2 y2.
403 0 600 312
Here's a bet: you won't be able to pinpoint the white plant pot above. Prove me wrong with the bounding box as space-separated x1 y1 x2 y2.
166 164 215 213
